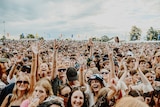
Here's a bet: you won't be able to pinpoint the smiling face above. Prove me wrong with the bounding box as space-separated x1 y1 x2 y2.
145 72 154 84
100 69 109 82
71 90 84 107
39 63 49 77
16 75 29 91
90 79 103 93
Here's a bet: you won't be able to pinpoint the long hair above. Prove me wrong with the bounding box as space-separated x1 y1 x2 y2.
155 64 160 78
67 88 89 107
10 74 30 102
35 77 53 97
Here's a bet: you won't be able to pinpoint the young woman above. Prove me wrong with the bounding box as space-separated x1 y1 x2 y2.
20 78 53 107
1 74 30 107
155 64 160 81
67 87 88 107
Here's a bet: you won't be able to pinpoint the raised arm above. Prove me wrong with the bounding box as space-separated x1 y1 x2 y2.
29 43 38 94
138 68 151 85
119 62 128 81
88 38 93 58
8 57 22 80
107 78 118 100
51 40 59 80
107 45 116 79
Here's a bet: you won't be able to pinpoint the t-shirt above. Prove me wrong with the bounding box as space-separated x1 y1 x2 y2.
0 83 15 105
51 76 63 96
20 99 30 107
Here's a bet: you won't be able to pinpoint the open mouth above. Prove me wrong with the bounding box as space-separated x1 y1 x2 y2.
92 85 99 90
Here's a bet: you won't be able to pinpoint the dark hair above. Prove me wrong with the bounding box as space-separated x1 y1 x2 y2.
38 98 64 107
67 88 89 107
129 69 137 76
128 90 142 97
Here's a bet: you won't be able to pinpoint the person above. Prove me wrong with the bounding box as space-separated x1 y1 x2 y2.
152 88 160 107
115 96 149 107
50 40 68 96
100 68 110 85
1 74 30 107
67 87 89 107
37 95 64 107
20 78 53 107
154 64 160 81
58 84 71 107
87 74 117 107
1 43 38 107
38 62 50 79
143 69 160 89
152 52 160 67
66 67 80 88
0 58 9 85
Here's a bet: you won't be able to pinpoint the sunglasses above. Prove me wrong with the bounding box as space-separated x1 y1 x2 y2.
58 68 66 72
21 66 31 73
16 80 29 84
61 93 70 98
72 86 86 92
101 72 109 75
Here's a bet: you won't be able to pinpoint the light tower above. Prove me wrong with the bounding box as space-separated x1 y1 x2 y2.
3 21 5 38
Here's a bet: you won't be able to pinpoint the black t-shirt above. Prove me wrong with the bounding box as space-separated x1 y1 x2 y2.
51 76 63 96
155 77 160 81
0 83 15 105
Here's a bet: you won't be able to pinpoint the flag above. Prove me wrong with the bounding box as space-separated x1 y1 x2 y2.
7 33 9 37
60 34 62 38
35 33 39 38
21 33 24 38
158 34 160 40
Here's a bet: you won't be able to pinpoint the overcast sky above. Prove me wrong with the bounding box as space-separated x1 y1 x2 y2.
0 0 160 40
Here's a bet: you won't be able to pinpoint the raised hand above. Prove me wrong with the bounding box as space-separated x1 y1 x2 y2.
31 42 39 54
53 39 61 50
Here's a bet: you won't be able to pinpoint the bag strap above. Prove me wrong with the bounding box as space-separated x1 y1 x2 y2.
6 94 12 107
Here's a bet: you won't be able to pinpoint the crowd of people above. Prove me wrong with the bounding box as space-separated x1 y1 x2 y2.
0 37 160 107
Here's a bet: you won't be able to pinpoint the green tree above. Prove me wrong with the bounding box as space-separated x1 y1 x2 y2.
130 26 141 41
101 35 109 42
38 37 44 40
0 35 6 41
146 27 158 41
26 34 35 38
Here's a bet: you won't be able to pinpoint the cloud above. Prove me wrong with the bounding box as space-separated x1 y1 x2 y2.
0 0 160 40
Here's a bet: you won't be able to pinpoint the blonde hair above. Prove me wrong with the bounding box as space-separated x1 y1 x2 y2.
35 78 53 96
11 74 30 102
115 96 149 107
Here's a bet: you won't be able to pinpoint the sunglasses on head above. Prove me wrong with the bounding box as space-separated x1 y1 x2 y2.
72 86 86 92
16 80 29 84
58 68 66 72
